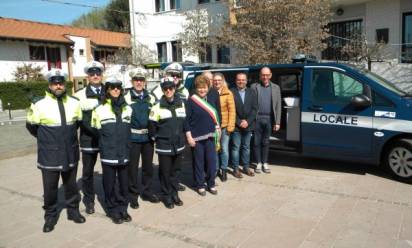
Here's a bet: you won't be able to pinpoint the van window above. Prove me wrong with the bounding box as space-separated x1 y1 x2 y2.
312 69 364 104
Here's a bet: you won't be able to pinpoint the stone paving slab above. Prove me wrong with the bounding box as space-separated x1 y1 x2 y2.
0 150 412 247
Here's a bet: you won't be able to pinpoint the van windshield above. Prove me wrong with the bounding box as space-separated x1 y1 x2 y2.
363 71 409 96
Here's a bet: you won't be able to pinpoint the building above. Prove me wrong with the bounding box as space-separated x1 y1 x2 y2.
129 0 412 87
129 0 230 64
0 17 131 89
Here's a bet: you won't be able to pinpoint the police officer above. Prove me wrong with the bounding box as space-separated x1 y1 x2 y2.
151 63 188 192
91 76 132 224
26 69 85 233
124 68 160 209
75 61 105 215
149 77 186 209
151 62 189 103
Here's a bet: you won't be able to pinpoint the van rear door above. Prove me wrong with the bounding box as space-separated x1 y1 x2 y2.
301 66 374 161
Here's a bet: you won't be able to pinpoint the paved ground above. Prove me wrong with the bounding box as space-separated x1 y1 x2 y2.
0 123 412 248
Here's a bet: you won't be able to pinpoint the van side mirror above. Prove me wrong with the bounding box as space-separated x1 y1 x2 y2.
351 94 371 108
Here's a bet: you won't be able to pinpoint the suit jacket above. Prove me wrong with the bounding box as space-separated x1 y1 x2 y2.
251 81 282 125
231 87 258 132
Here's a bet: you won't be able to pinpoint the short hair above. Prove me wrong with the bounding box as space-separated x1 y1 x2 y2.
236 72 247 79
260 66 272 74
213 72 227 86
194 75 210 89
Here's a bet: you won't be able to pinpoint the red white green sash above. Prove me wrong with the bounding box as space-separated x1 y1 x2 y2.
191 94 221 151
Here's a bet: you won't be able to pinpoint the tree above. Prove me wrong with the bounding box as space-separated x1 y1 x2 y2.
176 9 216 61
13 63 44 82
71 8 107 30
219 0 331 64
104 0 130 33
341 33 391 71
71 0 130 33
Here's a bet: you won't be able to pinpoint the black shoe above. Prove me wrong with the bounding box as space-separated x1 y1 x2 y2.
176 184 186 191
221 170 227 182
217 169 222 179
208 187 218 195
163 198 174 209
121 212 132 222
172 194 183 206
42 218 56 233
130 199 139 209
67 211 86 224
108 214 123 224
85 204 95 214
141 194 160 203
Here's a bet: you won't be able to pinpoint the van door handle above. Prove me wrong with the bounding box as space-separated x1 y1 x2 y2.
308 105 323 112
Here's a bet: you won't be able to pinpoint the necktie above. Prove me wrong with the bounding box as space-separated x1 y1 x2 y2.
96 88 101 96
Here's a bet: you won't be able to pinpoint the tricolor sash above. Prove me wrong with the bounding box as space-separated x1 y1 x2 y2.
191 94 221 151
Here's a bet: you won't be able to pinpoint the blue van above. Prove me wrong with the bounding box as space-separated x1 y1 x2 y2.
184 58 412 183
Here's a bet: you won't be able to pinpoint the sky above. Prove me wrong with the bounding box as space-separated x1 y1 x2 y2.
0 0 112 25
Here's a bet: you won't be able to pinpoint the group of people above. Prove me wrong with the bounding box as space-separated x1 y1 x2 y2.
26 61 281 233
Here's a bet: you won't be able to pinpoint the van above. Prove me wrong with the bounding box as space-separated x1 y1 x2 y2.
184 57 412 183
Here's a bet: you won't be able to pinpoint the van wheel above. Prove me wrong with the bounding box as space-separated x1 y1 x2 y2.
384 139 412 183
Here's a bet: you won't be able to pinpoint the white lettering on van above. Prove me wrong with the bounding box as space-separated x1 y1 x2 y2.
313 114 358 126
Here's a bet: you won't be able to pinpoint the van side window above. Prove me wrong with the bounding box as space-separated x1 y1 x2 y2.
312 69 363 104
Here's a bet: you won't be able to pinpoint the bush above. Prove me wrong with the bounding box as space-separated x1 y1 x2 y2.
0 81 73 110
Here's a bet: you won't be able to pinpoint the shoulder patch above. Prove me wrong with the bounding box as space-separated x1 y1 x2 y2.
30 95 45 104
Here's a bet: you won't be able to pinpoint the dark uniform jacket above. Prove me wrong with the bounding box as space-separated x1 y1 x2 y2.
124 89 154 143
26 91 82 171
148 96 186 156
231 87 258 132
91 97 132 166
75 85 104 153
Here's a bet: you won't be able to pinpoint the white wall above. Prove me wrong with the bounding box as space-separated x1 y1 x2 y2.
130 0 227 63
67 35 89 78
0 40 68 82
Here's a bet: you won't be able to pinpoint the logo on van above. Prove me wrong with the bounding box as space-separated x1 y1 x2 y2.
313 114 358 126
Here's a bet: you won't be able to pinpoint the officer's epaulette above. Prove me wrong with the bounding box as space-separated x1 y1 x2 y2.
30 95 45 104
69 95 80 101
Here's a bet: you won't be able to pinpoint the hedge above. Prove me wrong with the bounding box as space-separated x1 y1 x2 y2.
0 81 73 110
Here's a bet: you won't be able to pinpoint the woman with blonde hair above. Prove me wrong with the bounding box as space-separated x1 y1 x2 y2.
213 73 236 181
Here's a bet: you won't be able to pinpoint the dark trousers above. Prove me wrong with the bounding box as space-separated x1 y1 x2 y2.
253 117 272 164
41 168 80 220
171 156 182 189
102 164 128 217
81 152 98 206
192 138 216 189
158 153 182 199
128 142 154 200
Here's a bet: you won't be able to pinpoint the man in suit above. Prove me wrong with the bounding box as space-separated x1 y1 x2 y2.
230 73 258 177
251 67 282 174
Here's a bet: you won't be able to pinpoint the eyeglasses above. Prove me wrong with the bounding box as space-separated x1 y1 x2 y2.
109 85 122 90
162 86 175 92
88 72 102 76
170 73 181 78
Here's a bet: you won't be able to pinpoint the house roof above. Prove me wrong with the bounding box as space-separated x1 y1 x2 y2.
0 17 130 48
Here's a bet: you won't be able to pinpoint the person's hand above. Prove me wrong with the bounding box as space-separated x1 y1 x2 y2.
240 120 249 129
186 132 196 147
273 124 280 132
187 137 196 147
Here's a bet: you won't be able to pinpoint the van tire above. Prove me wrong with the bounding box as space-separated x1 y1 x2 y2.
384 139 412 183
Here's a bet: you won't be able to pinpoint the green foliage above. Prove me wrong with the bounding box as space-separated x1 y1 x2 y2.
71 0 130 33
72 8 107 30
105 0 130 33
0 81 73 110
